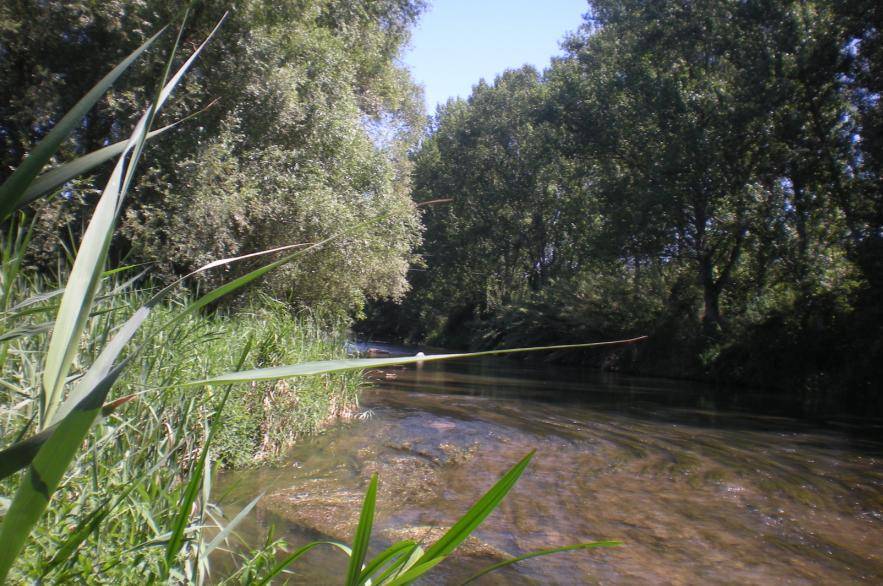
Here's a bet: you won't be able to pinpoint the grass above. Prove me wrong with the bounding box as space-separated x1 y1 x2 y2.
0 277 361 582
0 12 624 583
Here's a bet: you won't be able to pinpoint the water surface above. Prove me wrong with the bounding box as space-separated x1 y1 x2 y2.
218 347 883 584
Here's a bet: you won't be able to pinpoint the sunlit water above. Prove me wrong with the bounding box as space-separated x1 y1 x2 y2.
216 345 883 584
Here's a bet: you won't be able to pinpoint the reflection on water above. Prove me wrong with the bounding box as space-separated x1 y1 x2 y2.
217 349 883 584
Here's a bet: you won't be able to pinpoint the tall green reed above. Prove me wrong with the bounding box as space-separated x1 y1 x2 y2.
0 12 631 583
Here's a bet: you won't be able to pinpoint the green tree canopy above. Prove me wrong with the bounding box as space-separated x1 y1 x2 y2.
0 0 426 315
367 0 881 404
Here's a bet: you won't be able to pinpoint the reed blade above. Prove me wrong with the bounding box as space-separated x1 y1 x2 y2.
0 29 166 221
188 338 648 386
346 473 379 586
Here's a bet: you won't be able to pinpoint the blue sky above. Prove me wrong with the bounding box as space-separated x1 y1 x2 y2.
403 0 588 113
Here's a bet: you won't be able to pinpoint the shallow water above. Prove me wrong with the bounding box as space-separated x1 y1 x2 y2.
217 347 883 584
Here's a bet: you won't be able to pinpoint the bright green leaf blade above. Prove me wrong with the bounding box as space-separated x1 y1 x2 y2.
165 334 252 568
358 541 417 585
39 453 176 579
41 154 127 425
0 362 128 581
0 15 227 580
346 473 379 586
162 243 315 329
118 13 227 201
40 509 110 576
5 287 65 314
52 306 150 424
2 264 145 317
20 99 216 208
19 123 176 207
382 557 446 586
255 541 352 586
57 244 310 424
418 451 535 564
459 541 623 585
372 544 424 585
0 28 166 221
40 13 228 427
0 377 140 483
7 241 321 467
0 321 53 342
0 425 55 481
186 338 647 386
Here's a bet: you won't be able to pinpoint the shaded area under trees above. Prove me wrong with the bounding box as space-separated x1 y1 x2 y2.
363 0 883 414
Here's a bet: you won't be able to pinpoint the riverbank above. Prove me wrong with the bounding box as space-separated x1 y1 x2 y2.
0 285 362 582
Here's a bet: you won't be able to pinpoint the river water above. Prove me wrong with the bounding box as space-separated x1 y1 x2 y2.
217 345 883 584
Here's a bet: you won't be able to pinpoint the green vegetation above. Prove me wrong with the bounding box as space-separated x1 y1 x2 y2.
0 6 620 582
10 0 876 581
0 276 359 581
0 0 425 317
366 0 883 412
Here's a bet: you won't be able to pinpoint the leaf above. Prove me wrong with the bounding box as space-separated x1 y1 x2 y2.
164 333 253 570
40 13 228 427
0 361 129 579
40 148 128 425
382 558 446 586
187 338 648 386
255 541 352 586
0 392 137 483
366 452 537 586
417 451 535 565
3 264 145 317
39 452 179 579
0 28 166 221
0 239 326 476
0 321 54 342
357 541 417 585
459 541 622 584
0 426 55 481
346 473 379 586
51 306 152 425
0 16 226 581
19 101 218 207
201 492 263 558
370 544 423 585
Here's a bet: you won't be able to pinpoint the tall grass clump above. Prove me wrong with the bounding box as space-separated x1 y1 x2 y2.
0 274 361 582
198 298 361 468
1 13 628 583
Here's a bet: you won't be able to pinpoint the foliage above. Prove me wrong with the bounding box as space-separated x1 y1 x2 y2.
0 0 426 316
367 0 883 409
0 14 620 581
0 278 359 582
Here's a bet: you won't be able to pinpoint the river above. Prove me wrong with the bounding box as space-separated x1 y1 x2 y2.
216 344 883 584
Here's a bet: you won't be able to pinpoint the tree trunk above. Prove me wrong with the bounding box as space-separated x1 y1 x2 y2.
700 253 722 337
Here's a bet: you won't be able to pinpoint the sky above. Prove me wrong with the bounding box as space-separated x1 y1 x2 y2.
403 0 588 113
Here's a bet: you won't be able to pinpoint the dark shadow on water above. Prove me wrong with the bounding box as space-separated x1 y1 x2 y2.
370 345 883 447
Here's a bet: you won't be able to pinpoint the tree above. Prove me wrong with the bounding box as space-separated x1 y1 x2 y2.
0 0 426 315
835 0 883 290
559 0 824 335
402 66 600 342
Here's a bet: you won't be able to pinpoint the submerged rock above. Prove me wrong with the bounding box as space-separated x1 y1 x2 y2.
260 449 442 539
258 441 502 561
